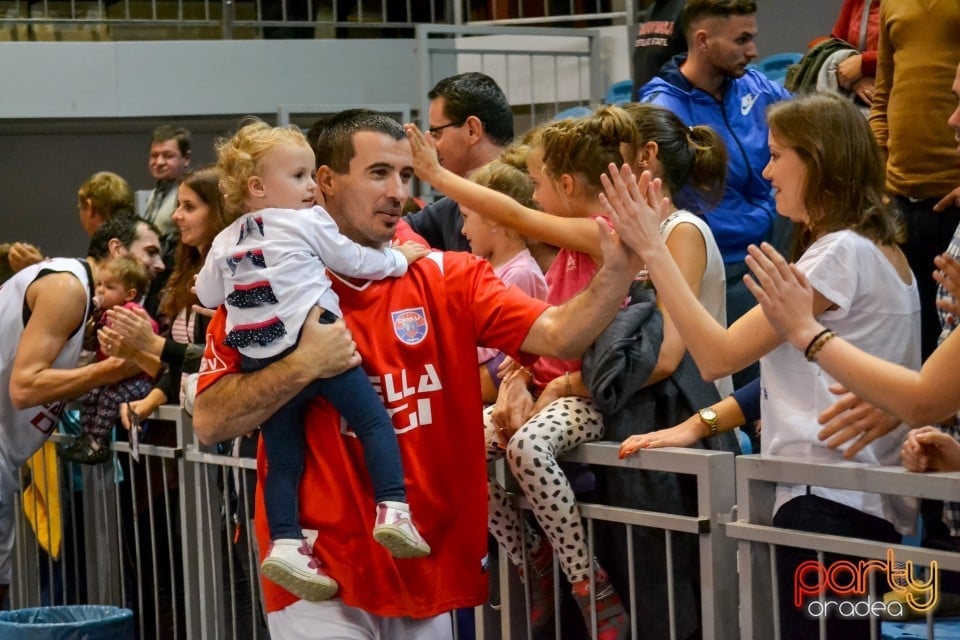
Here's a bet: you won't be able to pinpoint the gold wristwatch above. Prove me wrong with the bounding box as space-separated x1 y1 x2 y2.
698 408 719 437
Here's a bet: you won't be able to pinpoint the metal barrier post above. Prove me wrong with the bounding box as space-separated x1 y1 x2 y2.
222 0 235 39
10 491 39 608
727 454 960 640
697 447 739 640
566 443 739 640
164 404 207 640
81 462 123 607
487 441 739 640
733 455 776 640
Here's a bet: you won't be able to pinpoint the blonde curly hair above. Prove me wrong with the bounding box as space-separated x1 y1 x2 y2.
215 119 312 217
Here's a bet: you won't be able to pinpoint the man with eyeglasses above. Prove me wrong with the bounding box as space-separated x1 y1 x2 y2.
405 72 515 252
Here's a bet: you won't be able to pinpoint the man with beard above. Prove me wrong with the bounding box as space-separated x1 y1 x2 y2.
638 0 790 389
192 109 644 638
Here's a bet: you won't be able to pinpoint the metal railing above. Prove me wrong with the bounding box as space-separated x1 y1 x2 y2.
12 406 472 639
490 442 739 640
26 406 960 640
0 0 638 41
11 407 739 640
18 406 959 639
727 454 960 640
414 22 605 133
11 405 266 640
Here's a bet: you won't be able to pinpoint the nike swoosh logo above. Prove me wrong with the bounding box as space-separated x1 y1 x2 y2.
741 93 758 116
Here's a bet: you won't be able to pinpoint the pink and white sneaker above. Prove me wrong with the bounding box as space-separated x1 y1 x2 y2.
260 538 339 601
372 501 431 559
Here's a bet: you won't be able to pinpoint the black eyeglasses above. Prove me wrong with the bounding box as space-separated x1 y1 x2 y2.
427 121 464 139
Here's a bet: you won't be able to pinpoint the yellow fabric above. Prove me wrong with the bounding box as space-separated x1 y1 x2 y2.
22 441 62 560
869 0 960 199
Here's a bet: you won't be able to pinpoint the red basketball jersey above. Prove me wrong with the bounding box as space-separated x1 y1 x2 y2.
198 250 549 618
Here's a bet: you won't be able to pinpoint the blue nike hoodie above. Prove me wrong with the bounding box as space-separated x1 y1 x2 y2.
638 54 791 263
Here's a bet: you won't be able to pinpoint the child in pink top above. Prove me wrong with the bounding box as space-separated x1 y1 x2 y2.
60 256 159 464
461 153 549 403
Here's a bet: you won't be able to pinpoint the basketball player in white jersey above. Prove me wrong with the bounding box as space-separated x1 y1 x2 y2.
0 213 162 603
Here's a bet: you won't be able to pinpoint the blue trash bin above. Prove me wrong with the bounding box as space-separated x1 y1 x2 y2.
0 605 133 640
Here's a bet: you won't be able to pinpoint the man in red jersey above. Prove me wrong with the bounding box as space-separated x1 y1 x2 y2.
193 110 641 639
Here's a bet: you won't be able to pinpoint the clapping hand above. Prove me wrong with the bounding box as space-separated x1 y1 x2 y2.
8 242 44 272
902 426 960 473
599 164 669 261
403 123 444 185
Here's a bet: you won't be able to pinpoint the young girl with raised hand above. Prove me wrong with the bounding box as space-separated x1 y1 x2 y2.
600 91 919 640
406 103 727 639
463 147 549 403
197 121 430 603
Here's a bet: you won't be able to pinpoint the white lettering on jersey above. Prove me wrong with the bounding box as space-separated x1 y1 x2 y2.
382 369 416 401
417 364 442 393
199 338 228 376
341 364 443 437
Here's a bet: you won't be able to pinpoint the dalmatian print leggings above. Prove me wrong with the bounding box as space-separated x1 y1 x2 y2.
484 395 604 584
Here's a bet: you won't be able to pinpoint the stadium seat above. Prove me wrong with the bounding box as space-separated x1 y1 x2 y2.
755 52 804 86
553 105 593 120
604 79 633 105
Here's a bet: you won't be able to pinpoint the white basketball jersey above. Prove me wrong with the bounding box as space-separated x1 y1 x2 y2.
0 258 93 492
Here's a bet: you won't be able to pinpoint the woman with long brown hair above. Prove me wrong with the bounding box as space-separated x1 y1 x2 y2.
102 166 236 421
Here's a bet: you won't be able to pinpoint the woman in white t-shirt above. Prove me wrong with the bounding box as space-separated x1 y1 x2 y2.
601 91 919 640
106 167 235 423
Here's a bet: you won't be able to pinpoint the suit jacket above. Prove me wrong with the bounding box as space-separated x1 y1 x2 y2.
144 182 179 238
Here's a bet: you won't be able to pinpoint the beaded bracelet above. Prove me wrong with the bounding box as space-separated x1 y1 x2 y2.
804 329 837 362
803 329 832 360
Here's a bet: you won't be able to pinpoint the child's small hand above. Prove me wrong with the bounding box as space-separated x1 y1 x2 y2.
395 240 430 265
191 304 217 318
497 356 519 380
403 123 443 183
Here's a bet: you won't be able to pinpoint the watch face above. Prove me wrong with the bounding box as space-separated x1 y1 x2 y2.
700 408 718 422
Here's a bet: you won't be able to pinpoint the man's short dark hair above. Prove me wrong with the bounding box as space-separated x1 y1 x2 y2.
151 124 192 157
428 72 514 147
310 109 405 174
87 212 157 260
682 0 757 38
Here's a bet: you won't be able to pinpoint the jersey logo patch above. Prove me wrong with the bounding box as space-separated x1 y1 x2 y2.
392 308 428 345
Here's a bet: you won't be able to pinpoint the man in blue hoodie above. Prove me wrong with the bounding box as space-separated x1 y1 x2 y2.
638 0 790 386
